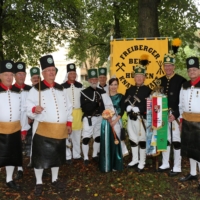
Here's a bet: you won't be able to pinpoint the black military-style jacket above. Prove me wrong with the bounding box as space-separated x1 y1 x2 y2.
159 74 187 119
125 85 152 119
81 86 105 116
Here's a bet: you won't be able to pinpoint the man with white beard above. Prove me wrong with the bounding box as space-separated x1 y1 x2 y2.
81 69 105 165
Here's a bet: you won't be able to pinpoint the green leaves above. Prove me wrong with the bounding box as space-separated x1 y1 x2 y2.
0 0 82 64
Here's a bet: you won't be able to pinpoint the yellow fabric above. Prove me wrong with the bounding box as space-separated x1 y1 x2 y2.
36 122 68 139
182 112 200 122
0 121 21 134
110 38 168 94
72 108 83 130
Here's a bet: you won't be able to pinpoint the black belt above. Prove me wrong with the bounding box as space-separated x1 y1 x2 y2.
93 114 101 117
84 114 101 126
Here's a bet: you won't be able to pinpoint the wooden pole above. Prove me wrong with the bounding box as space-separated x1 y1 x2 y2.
39 77 41 106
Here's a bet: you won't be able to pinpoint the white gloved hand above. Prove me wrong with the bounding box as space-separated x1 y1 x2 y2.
132 106 139 113
126 105 132 112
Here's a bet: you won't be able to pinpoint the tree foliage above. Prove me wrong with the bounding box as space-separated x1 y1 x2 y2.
0 0 83 65
67 0 200 69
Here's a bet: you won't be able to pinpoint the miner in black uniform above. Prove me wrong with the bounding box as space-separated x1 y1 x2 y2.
125 64 152 172
12 62 32 180
157 53 186 176
81 68 105 165
97 67 109 93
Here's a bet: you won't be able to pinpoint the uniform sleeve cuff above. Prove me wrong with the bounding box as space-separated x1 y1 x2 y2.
180 118 183 123
21 131 27 135
66 121 72 127
32 107 36 113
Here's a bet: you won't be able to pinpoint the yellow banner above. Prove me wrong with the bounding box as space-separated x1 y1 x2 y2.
110 38 168 94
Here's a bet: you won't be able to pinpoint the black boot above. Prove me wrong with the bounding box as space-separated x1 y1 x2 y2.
14 170 23 180
6 181 21 191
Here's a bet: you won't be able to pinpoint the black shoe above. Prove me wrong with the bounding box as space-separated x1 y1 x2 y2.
179 174 198 182
14 170 23 180
127 163 138 168
34 184 43 196
136 167 144 172
168 170 180 177
92 156 99 162
27 162 32 168
66 159 72 165
6 181 21 191
51 179 65 192
84 159 89 166
156 167 170 172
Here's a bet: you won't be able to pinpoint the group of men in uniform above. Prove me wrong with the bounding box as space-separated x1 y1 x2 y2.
0 56 110 196
0 51 200 196
124 53 200 190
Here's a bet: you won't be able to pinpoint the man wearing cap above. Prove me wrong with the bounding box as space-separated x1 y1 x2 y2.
125 65 151 172
157 54 186 176
61 63 83 164
12 62 32 180
0 60 29 190
81 68 105 165
26 67 41 168
26 55 73 196
30 67 40 86
179 57 200 185
97 67 109 93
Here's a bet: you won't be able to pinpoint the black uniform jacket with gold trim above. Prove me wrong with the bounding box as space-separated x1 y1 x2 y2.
159 74 186 119
125 85 152 119
81 86 105 116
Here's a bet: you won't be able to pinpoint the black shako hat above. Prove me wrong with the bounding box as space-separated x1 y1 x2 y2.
39 55 55 70
0 60 14 73
67 63 76 73
14 62 26 73
186 57 199 69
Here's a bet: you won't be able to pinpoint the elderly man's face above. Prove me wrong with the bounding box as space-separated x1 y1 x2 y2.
14 72 26 85
42 67 56 82
88 78 98 88
134 74 145 86
163 64 175 77
188 67 199 81
68 71 76 82
98 75 107 86
0 72 14 87
31 75 40 85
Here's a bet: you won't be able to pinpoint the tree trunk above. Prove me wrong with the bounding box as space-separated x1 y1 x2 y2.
0 0 4 61
113 2 121 38
138 0 161 37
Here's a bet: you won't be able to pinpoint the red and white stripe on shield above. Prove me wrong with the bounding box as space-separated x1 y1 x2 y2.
152 96 162 130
